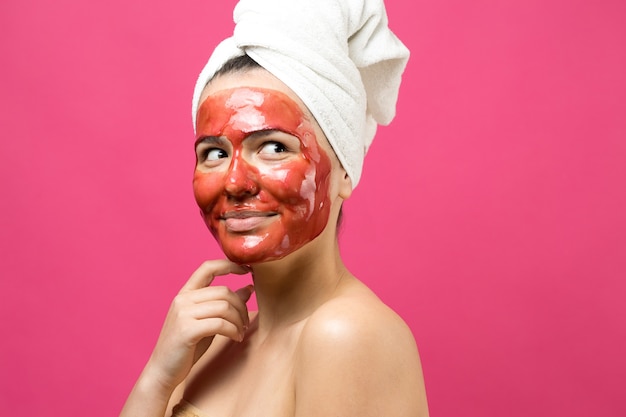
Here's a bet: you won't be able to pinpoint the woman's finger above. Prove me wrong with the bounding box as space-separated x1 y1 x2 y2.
185 317 244 343
180 260 250 292
235 284 255 303
185 285 251 324
188 299 247 333
190 285 254 330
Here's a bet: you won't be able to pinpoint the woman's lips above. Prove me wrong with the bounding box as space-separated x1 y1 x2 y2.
221 211 277 233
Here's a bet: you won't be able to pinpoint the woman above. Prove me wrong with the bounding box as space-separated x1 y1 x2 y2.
121 0 428 416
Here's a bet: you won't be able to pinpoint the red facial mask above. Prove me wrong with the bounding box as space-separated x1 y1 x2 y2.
193 87 333 264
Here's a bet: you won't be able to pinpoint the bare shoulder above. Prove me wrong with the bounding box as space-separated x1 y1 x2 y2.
295 280 429 417
300 283 416 354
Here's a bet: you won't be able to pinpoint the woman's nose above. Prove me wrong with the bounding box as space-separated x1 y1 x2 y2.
224 153 259 197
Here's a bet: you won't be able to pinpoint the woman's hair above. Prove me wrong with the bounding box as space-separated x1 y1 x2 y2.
211 54 261 82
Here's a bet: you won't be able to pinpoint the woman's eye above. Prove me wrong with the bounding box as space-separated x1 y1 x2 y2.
204 148 228 161
259 142 287 154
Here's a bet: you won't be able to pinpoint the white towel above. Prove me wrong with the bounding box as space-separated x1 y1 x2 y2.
192 0 409 187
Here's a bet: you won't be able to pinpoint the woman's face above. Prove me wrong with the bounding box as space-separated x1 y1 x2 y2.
193 69 338 264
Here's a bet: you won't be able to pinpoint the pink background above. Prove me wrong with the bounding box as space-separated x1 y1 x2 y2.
1 0 625 415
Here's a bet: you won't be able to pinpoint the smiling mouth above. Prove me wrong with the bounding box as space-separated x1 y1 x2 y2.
220 211 278 232
221 210 277 219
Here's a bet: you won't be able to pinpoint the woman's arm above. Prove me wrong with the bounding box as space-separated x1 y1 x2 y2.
119 365 181 417
119 260 253 417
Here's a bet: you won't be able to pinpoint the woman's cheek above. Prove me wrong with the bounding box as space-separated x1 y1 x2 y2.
261 164 311 205
193 170 223 212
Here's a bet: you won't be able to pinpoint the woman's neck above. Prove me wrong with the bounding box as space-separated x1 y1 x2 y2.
249 235 350 334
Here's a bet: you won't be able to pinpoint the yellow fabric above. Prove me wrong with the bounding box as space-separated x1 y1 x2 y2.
171 399 210 417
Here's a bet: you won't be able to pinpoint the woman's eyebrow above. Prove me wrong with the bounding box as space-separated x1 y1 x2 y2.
245 129 284 140
195 130 295 148
245 129 304 144
195 136 225 147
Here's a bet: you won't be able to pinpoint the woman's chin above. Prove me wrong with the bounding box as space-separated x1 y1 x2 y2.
221 243 287 265
220 237 315 266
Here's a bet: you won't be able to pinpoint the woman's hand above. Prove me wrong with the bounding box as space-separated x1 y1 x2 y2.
119 260 253 417
145 259 253 392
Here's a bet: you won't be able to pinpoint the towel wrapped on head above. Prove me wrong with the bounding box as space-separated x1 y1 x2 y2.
192 0 409 188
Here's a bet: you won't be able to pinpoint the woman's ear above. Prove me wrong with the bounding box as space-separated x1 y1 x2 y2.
338 170 353 200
